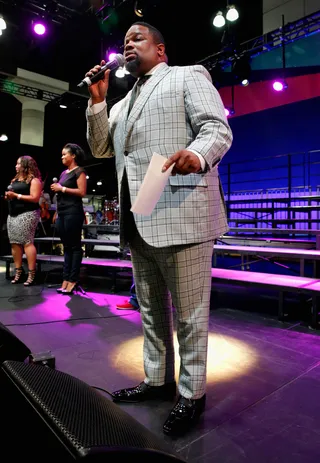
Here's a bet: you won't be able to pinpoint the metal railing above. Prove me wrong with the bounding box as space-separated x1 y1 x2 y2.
220 149 320 231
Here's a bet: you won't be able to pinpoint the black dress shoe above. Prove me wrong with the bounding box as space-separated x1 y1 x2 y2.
163 394 206 436
112 381 177 403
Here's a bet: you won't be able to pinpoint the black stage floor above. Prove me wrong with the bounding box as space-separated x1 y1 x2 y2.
1 263 320 462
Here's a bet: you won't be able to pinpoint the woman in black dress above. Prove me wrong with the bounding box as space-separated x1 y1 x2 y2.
51 143 87 295
5 156 42 286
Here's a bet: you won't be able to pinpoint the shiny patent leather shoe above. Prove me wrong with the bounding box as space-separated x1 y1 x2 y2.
163 394 206 436
62 282 78 295
62 282 86 295
112 381 177 403
56 281 69 293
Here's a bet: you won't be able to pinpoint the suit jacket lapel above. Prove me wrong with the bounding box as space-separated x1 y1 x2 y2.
125 65 171 141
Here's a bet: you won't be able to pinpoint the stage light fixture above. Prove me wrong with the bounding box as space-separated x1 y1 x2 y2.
232 56 251 86
225 107 235 117
226 5 239 22
115 68 125 78
213 11 226 28
134 0 144 17
0 134 8 142
33 22 46 36
272 80 288 92
108 52 117 61
213 5 239 28
0 16 6 30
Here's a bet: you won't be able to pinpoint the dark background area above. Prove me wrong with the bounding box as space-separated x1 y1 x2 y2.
0 1 263 83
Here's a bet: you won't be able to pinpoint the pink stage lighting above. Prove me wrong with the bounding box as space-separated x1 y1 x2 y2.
108 52 117 61
33 23 46 35
272 80 287 92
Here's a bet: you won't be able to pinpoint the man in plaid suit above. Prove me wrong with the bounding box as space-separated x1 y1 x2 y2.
86 22 232 436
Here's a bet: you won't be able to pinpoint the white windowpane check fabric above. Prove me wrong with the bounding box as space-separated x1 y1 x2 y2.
130 231 214 399
86 63 232 249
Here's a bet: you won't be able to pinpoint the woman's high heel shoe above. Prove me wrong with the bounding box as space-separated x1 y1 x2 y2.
56 281 69 293
24 269 36 286
11 267 25 284
62 282 77 295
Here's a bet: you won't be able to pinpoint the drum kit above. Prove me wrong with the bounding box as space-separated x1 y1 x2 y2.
103 198 119 225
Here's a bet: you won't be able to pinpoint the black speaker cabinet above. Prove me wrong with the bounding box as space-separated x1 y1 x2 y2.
0 322 31 364
0 361 185 462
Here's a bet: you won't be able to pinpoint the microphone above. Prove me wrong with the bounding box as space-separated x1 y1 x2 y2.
77 54 125 88
6 184 13 200
52 177 58 183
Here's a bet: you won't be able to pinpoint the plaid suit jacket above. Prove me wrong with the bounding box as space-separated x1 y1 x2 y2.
87 63 233 247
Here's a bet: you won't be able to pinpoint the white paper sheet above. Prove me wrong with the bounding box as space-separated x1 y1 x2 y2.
130 152 175 216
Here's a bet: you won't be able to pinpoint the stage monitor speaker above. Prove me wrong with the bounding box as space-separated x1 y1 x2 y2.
0 361 185 462
0 322 31 364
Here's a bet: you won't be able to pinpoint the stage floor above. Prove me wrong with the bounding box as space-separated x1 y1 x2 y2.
1 263 320 462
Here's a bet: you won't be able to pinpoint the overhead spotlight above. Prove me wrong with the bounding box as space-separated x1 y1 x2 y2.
0 16 7 30
108 52 117 61
0 134 8 142
241 79 249 86
272 80 288 92
59 104 67 109
97 181 102 186
33 22 46 36
134 0 144 18
213 11 226 28
226 5 239 22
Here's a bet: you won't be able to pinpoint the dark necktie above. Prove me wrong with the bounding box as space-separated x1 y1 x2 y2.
127 75 151 115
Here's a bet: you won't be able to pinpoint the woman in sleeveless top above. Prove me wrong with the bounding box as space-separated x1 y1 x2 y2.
5 156 42 286
51 143 87 295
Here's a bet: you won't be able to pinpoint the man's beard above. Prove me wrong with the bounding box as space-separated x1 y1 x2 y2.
125 56 141 75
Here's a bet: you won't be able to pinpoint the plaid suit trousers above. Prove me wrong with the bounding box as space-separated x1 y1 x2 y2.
129 231 214 400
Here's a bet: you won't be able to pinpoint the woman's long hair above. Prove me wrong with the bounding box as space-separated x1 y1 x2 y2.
11 156 42 184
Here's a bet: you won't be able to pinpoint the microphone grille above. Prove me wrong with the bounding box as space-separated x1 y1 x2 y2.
52 177 58 183
115 54 125 67
7 185 13 191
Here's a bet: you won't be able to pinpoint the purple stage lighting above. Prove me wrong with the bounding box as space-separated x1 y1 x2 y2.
108 52 117 61
33 23 46 36
273 80 287 92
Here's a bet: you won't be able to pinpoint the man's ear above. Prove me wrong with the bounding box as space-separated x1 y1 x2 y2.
157 43 165 57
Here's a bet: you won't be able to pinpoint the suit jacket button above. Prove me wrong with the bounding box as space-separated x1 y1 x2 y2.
124 150 128 156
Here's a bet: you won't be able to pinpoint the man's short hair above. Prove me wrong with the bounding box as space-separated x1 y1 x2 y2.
131 21 165 46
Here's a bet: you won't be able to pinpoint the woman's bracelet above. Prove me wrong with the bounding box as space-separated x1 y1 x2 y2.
62 187 66 193
17 194 22 200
